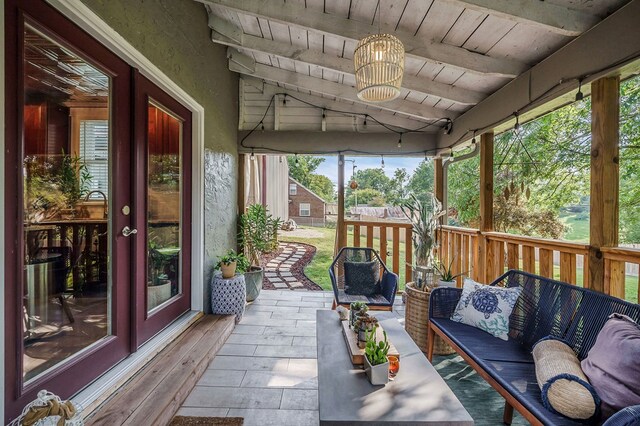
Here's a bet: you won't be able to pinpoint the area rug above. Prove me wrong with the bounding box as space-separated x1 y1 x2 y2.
433 355 528 426
169 416 243 426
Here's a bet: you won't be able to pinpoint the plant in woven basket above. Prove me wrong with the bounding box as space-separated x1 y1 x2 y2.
401 193 445 270
365 328 390 366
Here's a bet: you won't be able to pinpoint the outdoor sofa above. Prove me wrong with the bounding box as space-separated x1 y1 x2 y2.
428 270 640 426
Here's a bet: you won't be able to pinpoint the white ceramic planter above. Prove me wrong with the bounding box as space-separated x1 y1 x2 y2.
364 355 389 385
148 281 172 310
438 279 457 288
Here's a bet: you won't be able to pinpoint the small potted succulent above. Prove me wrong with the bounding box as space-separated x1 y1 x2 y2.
349 301 368 329
355 314 378 347
434 257 467 288
215 249 249 279
364 328 391 385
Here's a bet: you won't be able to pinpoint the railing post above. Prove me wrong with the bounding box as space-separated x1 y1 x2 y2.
478 131 494 283
337 154 346 252
588 76 620 294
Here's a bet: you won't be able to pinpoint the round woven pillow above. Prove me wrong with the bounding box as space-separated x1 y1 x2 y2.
532 338 600 420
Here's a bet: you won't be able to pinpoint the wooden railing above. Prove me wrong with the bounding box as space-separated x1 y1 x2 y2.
339 220 413 285
439 225 640 302
601 247 640 301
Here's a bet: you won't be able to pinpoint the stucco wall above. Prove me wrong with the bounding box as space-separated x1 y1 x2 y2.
80 0 239 312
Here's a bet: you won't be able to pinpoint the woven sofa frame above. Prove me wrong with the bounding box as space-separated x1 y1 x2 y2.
427 270 640 426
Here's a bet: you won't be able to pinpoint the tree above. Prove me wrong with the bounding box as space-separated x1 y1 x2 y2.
287 155 324 187
346 188 385 208
307 174 335 203
619 76 640 243
386 168 409 206
407 160 435 204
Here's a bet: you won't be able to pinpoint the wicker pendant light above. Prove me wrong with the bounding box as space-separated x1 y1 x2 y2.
354 16 405 103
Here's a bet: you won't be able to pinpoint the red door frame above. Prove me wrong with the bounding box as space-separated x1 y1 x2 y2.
4 0 132 421
132 72 192 347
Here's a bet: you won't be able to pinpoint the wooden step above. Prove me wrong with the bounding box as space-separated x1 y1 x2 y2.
87 314 235 426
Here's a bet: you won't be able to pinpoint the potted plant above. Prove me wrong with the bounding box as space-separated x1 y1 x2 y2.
239 204 282 302
58 151 93 218
401 193 445 283
354 313 378 347
434 257 467 288
215 249 249 279
364 328 390 385
349 301 368 329
148 246 172 310
401 193 455 355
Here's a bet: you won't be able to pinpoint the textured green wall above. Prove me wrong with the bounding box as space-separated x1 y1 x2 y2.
81 0 239 311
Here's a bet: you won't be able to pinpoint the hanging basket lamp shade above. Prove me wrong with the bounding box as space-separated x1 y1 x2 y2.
354 33 405 102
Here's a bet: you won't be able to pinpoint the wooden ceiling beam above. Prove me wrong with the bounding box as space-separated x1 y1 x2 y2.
241 76 441 132
197 0 528 78
441 0 599 37
229 50 459 121
209 21 484 106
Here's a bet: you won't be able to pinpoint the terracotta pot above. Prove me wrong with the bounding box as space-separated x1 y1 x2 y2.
220 261 237 279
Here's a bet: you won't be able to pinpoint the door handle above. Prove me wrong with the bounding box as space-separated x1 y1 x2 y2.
122 226 138 237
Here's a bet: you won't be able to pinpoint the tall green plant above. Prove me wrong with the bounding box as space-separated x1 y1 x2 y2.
239 204 282 266
401 193 445 267
58 151 92 208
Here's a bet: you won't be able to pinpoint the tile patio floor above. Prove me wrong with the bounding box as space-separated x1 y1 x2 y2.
179 290 405 426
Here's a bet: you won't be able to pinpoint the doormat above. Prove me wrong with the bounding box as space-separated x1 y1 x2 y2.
169 416 243 426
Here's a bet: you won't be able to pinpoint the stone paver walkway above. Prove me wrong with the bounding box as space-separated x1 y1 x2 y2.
263 242 321 291
179 290 403 426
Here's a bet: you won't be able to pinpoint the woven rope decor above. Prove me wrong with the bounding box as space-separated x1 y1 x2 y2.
532 338 600 420
354 34 404 102
404 283 455 355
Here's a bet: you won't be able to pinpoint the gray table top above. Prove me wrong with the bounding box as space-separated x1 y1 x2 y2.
317 310 474 426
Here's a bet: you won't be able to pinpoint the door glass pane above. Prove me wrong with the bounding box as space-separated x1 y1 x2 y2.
22 25 111 382
147 102 182 312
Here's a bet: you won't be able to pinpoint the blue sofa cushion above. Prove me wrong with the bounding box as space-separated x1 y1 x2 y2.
431 318 533 363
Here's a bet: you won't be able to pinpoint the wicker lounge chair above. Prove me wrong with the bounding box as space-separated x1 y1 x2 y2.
329 247 398 311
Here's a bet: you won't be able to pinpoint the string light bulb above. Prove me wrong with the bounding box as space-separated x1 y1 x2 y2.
260 121 265 131
295 153 299 165
514 112 520 134
250 149 255 161
575 79 584 102
381 155 385 168
471 130 477 145
397 134 403 148
282 94 287 106
363 115 367 127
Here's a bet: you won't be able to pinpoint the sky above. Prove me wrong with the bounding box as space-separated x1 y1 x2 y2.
314 155 424 185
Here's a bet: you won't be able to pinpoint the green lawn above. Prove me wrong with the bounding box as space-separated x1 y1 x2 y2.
560 213 589 242
280 226 408 291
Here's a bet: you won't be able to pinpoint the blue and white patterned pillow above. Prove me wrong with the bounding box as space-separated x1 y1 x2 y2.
451 278 522 341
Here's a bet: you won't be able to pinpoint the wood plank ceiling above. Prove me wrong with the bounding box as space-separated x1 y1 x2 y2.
197 0 629 138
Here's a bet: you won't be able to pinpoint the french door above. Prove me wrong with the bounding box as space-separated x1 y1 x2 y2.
132 72 192 346
4 1 192 422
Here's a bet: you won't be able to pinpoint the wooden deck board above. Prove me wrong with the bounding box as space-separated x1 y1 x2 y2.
87 315 235 426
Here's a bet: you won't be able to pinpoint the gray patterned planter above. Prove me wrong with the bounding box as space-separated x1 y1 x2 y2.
211 273 246 324
244 266 263 302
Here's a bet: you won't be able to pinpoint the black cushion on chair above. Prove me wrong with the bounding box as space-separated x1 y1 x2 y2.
344 260 380 296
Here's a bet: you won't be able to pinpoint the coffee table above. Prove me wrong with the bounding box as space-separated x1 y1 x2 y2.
317 310 474 425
